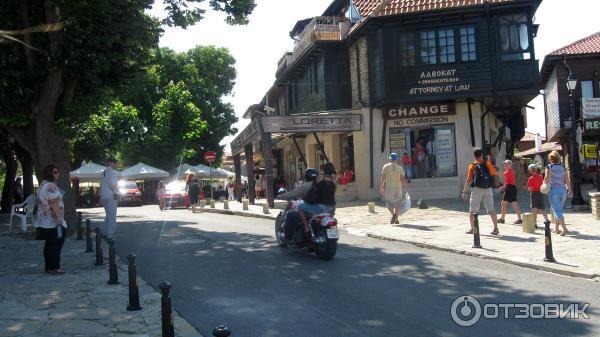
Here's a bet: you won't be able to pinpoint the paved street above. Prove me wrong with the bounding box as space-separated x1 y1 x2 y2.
82 205 600 337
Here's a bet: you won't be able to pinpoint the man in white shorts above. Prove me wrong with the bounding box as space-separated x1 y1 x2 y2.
380 153 409 224
461 148 500 235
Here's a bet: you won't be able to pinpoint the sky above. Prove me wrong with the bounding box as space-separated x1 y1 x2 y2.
150 0 600 151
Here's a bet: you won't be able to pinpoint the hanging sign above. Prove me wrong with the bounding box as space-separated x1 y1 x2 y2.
261 113 362 133
582 98 600 119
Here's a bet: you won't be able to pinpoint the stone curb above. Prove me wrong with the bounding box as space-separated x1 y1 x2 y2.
366 233 599 280
194 207 278 221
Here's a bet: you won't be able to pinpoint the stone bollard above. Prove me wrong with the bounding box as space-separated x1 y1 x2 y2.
589 192 600 219
200 199 206 208
107 239 119 285
521 213 536 234
242 199 249 211
224 200 229 210
472 213 482 248
210 199 216 208
213 325 232 337
543 220 556 262
126 254 142 311
159 281 175 337
262 204 270 214
368 202 375 213
85 219 94 253
94 227 104 266
219 196 225 202
76 212 83 240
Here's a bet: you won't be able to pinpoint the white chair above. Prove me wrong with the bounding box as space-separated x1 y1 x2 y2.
9 193 36 233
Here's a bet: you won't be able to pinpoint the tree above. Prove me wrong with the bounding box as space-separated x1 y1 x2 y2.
0 0 255 222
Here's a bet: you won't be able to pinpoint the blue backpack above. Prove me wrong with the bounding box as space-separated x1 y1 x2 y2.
471 162 492 189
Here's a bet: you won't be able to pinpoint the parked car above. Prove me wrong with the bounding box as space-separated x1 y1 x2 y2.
118 180 143 206
162 181 190 209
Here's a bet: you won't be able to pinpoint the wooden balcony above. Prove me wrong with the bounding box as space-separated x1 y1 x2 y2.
292 17 346 61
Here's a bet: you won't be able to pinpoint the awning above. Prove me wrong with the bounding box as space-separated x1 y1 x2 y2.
515 142 562 158
70 162 106 181
121 163 169 180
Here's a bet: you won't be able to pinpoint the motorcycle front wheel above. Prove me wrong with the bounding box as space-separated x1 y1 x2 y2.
315 239 337 260
274 212 287 247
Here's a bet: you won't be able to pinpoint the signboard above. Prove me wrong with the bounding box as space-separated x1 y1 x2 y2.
585 119 600 134
435 127 456 177
389 115 456 128
204 151 217 163
410 69 471 96
384 103 455 120
582 98 600 119
261 114 362 133
230 120 259 155
389 129 407 155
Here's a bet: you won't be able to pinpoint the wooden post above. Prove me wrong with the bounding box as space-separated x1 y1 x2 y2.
245 144 255 204
233 154 242 202
256 113 275 209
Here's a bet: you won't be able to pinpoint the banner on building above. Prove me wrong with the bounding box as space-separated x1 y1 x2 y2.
261 114 362 133
582 98 600 119
384 103 455 120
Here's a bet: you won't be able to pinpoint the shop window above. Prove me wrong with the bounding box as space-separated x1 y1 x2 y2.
339 134 355 184
499 14 532 61
460 26 477 62
420 31 437 65
438 29 456 64
581 80 594 98
389 125 457 179
398 32 416 67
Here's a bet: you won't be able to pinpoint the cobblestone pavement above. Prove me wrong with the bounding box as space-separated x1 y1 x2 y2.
0 220 202 337
195 193 600 279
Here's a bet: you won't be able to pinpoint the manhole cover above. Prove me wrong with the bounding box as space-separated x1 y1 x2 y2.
171 238 206 244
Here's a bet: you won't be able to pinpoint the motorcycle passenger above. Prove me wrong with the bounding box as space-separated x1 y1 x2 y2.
298 162 337 235
277 168 320 243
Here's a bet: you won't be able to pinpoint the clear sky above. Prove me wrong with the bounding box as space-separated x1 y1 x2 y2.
151 0 599 151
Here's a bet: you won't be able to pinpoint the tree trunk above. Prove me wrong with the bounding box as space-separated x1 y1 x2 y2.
1 145 18 213
15 143 35 197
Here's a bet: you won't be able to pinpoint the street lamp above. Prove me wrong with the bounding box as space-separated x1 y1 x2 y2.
566 72 586 206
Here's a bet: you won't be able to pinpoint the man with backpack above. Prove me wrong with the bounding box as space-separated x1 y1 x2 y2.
462 148 500 235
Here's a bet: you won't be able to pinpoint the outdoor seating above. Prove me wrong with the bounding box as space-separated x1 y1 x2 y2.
9 193 36 233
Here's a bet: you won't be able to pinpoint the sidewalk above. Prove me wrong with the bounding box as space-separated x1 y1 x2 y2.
0 219 202 337
196 195 600 279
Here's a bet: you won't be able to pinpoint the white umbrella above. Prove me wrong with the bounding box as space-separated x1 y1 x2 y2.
121 163 169 180
70 162 106 181
195 164 230 179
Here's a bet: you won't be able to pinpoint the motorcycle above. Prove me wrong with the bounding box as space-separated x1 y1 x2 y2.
275 200 339 260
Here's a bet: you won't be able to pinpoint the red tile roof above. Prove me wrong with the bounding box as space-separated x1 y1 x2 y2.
549 31 600 56
353 0 518 17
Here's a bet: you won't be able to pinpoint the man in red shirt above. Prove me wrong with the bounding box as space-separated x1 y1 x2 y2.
527 164 549 227
496 160 522 224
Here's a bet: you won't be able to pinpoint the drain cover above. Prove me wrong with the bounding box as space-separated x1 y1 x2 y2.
171 238 206 244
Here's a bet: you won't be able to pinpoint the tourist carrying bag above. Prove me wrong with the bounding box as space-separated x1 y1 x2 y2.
540 165 551 195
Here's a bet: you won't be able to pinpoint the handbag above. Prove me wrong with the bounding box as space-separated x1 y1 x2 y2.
540 165 551 195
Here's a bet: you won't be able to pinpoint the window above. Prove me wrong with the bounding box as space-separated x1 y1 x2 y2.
460 26 477 61
420 31 437 65
499 14 531 61
399 33 416 67
438 29 456 64
582 80 594 98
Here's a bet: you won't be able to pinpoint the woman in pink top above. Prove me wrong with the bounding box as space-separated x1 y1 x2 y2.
496 159 522 224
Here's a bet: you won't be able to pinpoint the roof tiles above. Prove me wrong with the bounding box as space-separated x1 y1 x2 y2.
353 0 518 17
549 31 600 56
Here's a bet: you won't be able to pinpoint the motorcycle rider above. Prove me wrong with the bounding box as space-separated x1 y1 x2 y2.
298 162 337 235
277 168 319 243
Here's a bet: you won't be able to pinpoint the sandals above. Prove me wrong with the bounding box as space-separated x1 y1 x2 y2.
514 219 523 225
490 229 499 236
390 214 398 224
497 218 505 224
465 229 474 234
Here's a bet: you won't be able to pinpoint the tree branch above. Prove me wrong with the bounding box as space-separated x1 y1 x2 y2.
43 0 59 56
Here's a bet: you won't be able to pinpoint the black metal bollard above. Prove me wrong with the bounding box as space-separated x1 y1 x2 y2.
213 325 231 337
472 213 482 248
543 220 556 262
85 219 94 252
159 281 175 337
126 254 142 311
76 212 83 240
107 239 119 284
95 227 104 266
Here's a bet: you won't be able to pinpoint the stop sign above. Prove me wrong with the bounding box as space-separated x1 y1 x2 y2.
204 151 217 163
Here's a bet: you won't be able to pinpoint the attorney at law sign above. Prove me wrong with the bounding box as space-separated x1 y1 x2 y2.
582 98 600 119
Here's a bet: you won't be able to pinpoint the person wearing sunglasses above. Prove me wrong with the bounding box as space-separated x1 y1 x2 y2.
34 165 67 274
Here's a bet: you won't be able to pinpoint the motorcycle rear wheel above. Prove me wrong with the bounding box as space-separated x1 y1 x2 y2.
274 213 287 247
315 239 337 260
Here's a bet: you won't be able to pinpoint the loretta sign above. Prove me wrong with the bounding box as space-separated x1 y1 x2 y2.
385 103 455 120
262 114 362 133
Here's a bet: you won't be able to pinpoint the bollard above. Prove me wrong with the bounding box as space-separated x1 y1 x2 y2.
126 254 142 311
368 202 375 213
107 239 119 285
95 227 104 266
242 199 249 211
262 204 270 214
210 199 216 208
76 212 83 240
200 200 207 208
159 281 175 337
213 325 231 337
85 219 94 253
224 200 229 210
472 213 482 248
543 220 556 262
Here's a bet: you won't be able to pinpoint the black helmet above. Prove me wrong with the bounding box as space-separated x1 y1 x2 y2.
304 168 319 182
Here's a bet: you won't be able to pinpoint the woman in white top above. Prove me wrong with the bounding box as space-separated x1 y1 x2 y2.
34 164 67 273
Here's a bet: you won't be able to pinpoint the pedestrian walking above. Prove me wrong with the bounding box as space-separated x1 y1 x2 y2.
545 150 573 236
462 148 500 235
401 152 412 182
496 160 523 224
185 173 200 207
526 164 548 227
227 181 235 201
34 164 67 274
100 158 119 239
380 153 409 224
157 181 166 211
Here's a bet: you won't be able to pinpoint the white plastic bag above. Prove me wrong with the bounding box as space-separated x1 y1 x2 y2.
398 194 411 216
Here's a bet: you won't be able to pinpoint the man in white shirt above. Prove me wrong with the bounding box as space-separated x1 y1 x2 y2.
100 158 119 239
380 153 409 224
